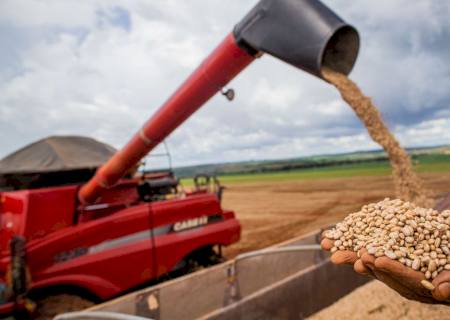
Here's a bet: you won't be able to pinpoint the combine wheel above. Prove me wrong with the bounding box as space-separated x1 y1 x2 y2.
34 294 94 320
172 246 224 277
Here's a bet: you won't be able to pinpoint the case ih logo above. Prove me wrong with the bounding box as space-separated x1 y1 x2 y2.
173 216 208 232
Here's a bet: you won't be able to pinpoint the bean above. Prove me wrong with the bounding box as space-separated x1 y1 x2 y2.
421 280 435 290
412 258 420 270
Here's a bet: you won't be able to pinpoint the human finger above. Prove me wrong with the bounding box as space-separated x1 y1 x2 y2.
321 238 334 250
374 257 430 297
371 268 436 304
330 250 358 265
432 270 450 302
360 252 376 270
354 259 373 276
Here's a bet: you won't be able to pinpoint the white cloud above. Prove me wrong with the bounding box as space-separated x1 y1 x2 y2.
0 0 449 167
250 78 301 111
396 118 450 148
0 0 97 27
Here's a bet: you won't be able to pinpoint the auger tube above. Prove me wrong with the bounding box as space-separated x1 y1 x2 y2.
78 34 254 204
78 0 359 204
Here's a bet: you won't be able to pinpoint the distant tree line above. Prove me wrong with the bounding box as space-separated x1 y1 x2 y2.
175 155 390 177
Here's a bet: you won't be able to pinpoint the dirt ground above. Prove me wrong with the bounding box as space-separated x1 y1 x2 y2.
222 171 450 258
308 280 449 320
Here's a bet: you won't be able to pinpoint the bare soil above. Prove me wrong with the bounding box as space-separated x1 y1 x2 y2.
308 280 449 320
223 172 450 258
35 294 94 320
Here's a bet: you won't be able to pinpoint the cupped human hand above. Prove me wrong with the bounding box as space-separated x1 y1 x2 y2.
321 234 450 305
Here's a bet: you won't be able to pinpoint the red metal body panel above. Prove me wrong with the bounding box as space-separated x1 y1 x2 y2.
79 33 255 204
0 186 78 250
0 301 15 315
0 182 241 306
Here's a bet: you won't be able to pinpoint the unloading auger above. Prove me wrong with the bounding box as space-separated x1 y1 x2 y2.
78 0 360 204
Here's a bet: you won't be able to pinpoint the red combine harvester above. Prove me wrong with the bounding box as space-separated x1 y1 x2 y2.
0 0 359 318
0 137 239 318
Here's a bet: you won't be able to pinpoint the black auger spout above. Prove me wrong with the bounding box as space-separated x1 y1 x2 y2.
233 0 360 78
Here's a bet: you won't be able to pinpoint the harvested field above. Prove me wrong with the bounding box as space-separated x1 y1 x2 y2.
222 171 450 258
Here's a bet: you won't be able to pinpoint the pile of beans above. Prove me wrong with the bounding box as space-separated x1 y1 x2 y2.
324 198 450 290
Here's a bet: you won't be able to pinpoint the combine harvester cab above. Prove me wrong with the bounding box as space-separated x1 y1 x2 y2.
0 137 240 318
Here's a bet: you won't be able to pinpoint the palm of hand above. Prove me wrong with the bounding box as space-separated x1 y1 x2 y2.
321 237 450 304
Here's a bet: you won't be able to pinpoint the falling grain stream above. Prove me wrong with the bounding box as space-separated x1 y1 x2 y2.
322 68 434 207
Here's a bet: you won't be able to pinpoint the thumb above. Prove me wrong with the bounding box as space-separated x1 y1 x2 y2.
432 271 450 302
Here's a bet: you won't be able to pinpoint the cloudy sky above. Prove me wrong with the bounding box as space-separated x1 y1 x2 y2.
0 1 449 167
